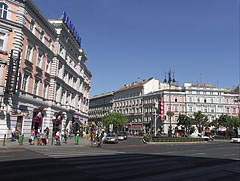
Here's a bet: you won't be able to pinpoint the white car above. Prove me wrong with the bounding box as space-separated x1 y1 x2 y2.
231 135 240 143
117 134 125 141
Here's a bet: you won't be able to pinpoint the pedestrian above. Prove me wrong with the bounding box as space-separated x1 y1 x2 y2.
64 129 68 144
75 130 80 144
36 129 40 146
55 130 61 146
30 128 35 145
11 128 15 142
42 130 47 146
45 127 49 144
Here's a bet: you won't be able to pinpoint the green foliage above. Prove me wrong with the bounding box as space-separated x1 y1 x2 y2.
177 114 194 135
193 111 208 133
211 114 240 136
167 111 174 117
102 112 127 132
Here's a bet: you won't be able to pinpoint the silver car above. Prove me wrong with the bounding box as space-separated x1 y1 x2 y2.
104 133 118 144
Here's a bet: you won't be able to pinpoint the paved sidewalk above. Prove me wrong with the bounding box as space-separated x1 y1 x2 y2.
0 136 91 148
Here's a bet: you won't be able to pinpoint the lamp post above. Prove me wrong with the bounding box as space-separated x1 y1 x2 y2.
164 70 176 137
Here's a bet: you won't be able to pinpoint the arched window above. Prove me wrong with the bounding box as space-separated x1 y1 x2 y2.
0 3 8 19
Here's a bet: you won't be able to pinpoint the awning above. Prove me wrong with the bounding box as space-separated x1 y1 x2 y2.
74 118 84 126
129 125 142 130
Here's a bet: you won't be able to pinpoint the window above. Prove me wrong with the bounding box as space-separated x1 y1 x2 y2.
233 108 236 114
25 43 33 62
189 97 192 102
226 107 230 113
0 3 8 19
21 74 29 92
168 105 171 111
37 51 43 68
0 32 5 50
218 98 222 103
226 99 229 104
189 106 193 112
43 83 48 98
181 106 185 112
175 105 178 112
45 58 51 73
175 97 178 102
33 79 40 95
204 107 207 112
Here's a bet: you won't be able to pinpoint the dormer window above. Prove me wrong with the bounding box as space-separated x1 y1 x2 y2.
0 3 8 19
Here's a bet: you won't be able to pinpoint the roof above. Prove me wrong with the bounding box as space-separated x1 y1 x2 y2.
115 78 153 93
91 92 114 99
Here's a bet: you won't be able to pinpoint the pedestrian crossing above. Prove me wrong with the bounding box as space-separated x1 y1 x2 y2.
26 145 124 158
0 149 239 180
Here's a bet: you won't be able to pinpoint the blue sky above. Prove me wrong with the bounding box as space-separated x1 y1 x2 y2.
33 0 239 97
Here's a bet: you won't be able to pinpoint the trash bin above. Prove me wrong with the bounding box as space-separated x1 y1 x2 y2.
18 135 22 144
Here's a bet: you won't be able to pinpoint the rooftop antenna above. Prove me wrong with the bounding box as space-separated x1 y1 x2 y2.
200 73 203 85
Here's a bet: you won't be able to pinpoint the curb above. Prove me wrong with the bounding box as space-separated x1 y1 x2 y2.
142 138 208 145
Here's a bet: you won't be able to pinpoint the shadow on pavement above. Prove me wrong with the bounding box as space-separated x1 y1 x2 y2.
0 153 239 181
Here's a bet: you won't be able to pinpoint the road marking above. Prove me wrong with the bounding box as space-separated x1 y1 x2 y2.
0 155 15 158
0 149 25 153
194 153 206 155
223 154 237 156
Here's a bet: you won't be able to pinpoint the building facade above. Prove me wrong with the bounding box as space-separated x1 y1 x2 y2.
90 79 239 136
143 83 240 135
88 92 114 123
0 0 91 138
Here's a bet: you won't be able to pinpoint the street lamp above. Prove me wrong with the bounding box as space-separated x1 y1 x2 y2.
164 70 176 137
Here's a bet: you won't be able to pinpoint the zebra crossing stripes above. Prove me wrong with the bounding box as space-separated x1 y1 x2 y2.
26 146 123 158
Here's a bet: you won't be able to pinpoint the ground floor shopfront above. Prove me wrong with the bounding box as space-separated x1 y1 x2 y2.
0 94 89 138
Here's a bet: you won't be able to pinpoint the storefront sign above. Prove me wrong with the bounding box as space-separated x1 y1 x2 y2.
63 11 82 47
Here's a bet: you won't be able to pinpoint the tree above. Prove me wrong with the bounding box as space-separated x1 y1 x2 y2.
177 114 194 136
102 112 127 133
230 116 240 136
193 111 208 134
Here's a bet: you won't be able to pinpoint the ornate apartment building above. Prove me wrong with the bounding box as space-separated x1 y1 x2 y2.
89 78 159 134
90 79 239 135
88 92 114 123
0 0 91 138
144 83 239 135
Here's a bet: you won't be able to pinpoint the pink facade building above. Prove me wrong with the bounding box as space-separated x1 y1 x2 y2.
0 0 91 138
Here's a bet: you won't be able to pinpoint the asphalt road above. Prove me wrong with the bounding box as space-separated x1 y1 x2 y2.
0 138 239 180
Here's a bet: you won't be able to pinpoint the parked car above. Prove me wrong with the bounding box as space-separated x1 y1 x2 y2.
231 135 240 143
117 134 124 141
104 133 118 144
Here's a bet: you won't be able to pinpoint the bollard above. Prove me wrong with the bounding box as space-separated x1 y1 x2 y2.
3 134 6 146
